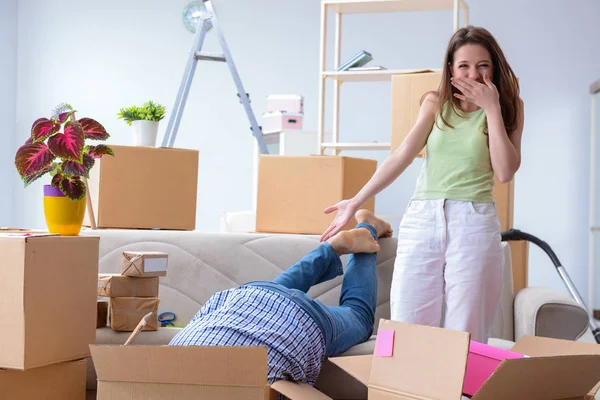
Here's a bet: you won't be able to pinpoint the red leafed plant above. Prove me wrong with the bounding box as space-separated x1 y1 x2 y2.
14 103 114 201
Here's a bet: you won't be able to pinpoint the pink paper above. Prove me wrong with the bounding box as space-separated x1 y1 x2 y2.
375 329 395 357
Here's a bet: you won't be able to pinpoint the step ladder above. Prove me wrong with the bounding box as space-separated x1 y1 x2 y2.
161 0 269 154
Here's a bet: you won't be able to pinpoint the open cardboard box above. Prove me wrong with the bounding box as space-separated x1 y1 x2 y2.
90 316 600 399
323 319 600 400
90 312 330 399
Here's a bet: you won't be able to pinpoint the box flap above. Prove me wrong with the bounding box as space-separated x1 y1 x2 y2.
511 335 600 357
90 345 268 387
471 355 600 400
368 320 470 400
270 380 332 399
469 341 524 359
328 355 373 385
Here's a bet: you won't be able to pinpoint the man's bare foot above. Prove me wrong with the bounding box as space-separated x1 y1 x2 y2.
327 228 381 256
355 210 393 238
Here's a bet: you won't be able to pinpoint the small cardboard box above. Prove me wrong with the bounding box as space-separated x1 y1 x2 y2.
256 155 377 234
109 297 159 332
391 71 442 157
463 340 526 396
327 319 600 400
97 301 109 328
0 232 99 370
121 251 168 277
0 359 87 399
85 145 199 230
98 274 160 297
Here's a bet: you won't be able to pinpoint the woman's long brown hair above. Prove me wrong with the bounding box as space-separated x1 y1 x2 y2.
429 26 522 134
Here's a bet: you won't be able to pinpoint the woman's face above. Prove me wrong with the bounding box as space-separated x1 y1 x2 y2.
450 43 494 84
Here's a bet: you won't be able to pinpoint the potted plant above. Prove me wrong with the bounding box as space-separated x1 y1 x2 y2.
117 100 166 147
14 103 114 236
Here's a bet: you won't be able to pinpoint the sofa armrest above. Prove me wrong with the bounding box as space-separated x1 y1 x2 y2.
514 286 589 341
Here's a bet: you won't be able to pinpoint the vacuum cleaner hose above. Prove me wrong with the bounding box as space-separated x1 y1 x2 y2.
501 229 562 269
501 228 600 344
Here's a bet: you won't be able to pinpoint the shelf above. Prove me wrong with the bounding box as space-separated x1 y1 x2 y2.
321 142 391 150
323 68 440 82
323 0 468 15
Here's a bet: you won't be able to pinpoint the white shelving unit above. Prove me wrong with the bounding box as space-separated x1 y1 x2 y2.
589 79 600 319
317 0 469 155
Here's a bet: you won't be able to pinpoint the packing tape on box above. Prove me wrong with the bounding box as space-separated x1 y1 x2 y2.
122 254 144 276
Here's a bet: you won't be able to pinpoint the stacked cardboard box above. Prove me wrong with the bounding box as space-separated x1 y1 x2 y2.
255 154 378 235
0 232 99 399
84 145 199 230
97 251 168 332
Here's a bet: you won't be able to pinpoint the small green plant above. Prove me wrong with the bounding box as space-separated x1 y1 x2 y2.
117 100 166 126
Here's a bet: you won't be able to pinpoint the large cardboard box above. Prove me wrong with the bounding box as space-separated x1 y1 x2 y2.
256 155 377 234
493 179 514 232
0 359 87 399
0 233 99 370
91 346 270 399
90 344 330 400
85 145 199 230
325 320 600 400
509 240 529 294
391 71 442 157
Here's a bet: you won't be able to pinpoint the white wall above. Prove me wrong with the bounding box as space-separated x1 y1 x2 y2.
11 0 600 301
0 0 17 227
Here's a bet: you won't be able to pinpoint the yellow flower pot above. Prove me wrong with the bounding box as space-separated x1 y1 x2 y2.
43 185 86 236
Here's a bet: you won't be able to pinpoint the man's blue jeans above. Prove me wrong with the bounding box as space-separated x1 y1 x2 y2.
246 222 378 357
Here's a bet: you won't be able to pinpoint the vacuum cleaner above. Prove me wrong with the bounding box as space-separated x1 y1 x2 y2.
501 228 600 344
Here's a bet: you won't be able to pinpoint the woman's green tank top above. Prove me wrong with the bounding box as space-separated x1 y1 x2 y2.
412 103 495 203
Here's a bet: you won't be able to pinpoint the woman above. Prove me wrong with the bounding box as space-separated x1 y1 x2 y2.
319 26 524 344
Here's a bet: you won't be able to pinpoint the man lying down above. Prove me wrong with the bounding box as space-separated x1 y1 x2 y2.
169 210 392 386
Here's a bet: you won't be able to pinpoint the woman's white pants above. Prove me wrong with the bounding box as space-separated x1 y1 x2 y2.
390 199 504 344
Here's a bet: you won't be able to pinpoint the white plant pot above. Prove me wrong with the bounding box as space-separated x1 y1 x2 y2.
131 120 159 147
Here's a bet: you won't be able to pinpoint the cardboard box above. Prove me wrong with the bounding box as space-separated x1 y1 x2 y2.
109 297 159 332
326 319 600 400
121 251 168 277
391 71 442 157
91 346 269 399
463 340 525 396
98 274 160 297
0 359 86 399
90 344 329 400
493 179 514 232
509 240 529 294
85 145 199 230
0 233 99 370
97 301 109 328
256 155 377 234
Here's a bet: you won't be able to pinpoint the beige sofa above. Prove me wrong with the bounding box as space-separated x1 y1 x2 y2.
84 229 589 399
